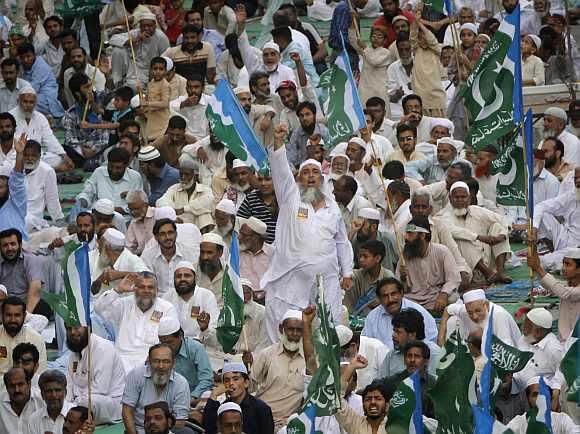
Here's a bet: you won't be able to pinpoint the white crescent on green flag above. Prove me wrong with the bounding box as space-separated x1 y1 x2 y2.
43 241 92 327
286 404 320 434
386 370 425 434
559 319 580 403
216 231 244 353
318 37 366 145
206 79 268 171
460 5 521 151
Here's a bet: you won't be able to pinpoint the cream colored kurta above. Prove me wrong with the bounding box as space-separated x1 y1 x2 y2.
522 54 546 86
162 286 219 339
541 273 580 340
144 78 171 141
156 182 215 230
0 325 47 376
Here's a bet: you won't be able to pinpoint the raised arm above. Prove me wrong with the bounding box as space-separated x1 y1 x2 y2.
269 124 298 205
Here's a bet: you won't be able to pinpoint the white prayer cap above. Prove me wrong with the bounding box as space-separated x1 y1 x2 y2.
234 86 251 95
477 33 490 42
178 153 199 172
329 144 348 157
450 181 470 194
103 228 125 247
201 232 225 247
262 41 280 53
0 284 7 296
358 207 381 221
526 308 553 329
335 325 354 347
460 23 478 34
239 216 267 235
162 56 174 71
222 362 248 375
564 247 580 260
392 14 409 23
130 95 141 109
217 402 242 416
158 316 181 336
525 376 541 388
437 137 458 150
175 260 195 272
430 118 454 136
330 153 350 164
281 309 303 324
19 86 36 96
462 289 487 304
527 34 542 50
139 12 157 21
155 206 177 221
298 158 322 173
138 146 161 162
306 137 325 148
232 159 250 169
545 107 568 121
93 199 114 215
240 277 253 289
348 136 367 151
216 198 236 215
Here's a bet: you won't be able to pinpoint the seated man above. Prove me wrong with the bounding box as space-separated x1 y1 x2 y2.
0 58 31 114
0 297 47 376
26 369 73 434
62 47 106 108
0 367 44 433
94 271 178 372
22 139 65 232
150 116 196 168
435 181 512 284
9 87 69 171
138 146 180 206
169 76 209 140
12 342 42 396
238 216 274 299
122 344 190 434
126 191 157 256
386 125 427 164
397 216 461 313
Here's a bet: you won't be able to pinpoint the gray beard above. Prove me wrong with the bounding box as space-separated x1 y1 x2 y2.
543 128 559 139
152 370 170 387
329 171 344 181
216 221 233 236
453 207 468 217
300 186 323 204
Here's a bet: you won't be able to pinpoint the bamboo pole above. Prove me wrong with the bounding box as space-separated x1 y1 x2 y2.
520 119 536 305
121 0 143 101
82 16 107 123
86 326 93 423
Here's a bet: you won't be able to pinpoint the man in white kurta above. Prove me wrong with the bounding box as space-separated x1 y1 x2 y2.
94 271 179 372
261 124 353 343
65 327 126 424
539 107 580 167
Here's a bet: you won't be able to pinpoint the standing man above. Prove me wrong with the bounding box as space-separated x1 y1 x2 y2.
262 124 353 342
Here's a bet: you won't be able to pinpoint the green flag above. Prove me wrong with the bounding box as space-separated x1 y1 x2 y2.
424 0 452 14
56 0 103 18
490 137 526 206
428 330 477 434
460 15 518 151
303 276 341 416
560 320 580 402
525 407 551 434
491 335 533 377
386 371 429 434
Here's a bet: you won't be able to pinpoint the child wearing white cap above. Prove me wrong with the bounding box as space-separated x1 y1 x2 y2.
522 34 545 87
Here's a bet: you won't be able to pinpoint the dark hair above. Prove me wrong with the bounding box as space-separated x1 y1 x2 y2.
362 380 394 402
402 94 423 111
544 136 565 157
76 211 95 223
168 115 187 130
271 26 292 41
0 112 16 128
359 239 386 261
3 367 28 387
392 308 426 340
402 339 430 359
108 147 131 164
150 56 167 69
375 277 404 297
272 10 291 28
182 24 203 35
43 15 64 28
224 33 239 52
119 133 141 149
188 74 204 85
114 86 134 102
481 144 498 155
12 342 40 365
148 343 175 360
1 296 26 315
70 46 87 57
396 31 410 44
17 43 35 56
59 29 78 40
68 406 89 424
1 58 19 69
153 218 177 235
68 72 90 96
340 175 358 195
465 177 479 195
249 71 269 90
296 101 316 116
396 123 417 139
39 369 67 389
144 401 175 425
407 215 431 241
24 140 41 155
0 228 22 244
119 119 141 134
388 179 410 199
448 161 472 179
366 97 386 109
185 10 201 21
382 160 405 179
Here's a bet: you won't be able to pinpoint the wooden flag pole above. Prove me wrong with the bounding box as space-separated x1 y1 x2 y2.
121 0 143 101
86 326 93 423
82 6 108 123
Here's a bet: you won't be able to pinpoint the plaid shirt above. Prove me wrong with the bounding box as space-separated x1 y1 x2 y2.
63 92 110 154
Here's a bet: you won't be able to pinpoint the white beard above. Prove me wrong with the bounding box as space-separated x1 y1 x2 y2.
300 186 323 204
453 207 468 217
231 182 250 192
523 334 536 345
239 242 249 251
543 128 559 139
180 178 195 189
243 301 255 317
281 332 301 352
216 221 233 236
265 63 278 72
24 160 39 171
329 171 343 181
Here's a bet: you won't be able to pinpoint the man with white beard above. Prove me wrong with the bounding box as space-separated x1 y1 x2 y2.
95 271 179 372
531 167 580 270
539 107 580 167
435 181 512 285
121 343 190 434
261 124 353 343
212 198 236 247
242 309 306 432
439 289 521 347
222 159 254 211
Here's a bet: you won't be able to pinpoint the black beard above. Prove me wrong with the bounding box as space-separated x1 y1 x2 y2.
175 283 195 296
209 140 225 151
200 259 221 275
243 105 251 114
66 334 89 353
357 231 371 242
1 248 20 263
78 231 94 242
302 123 315 135
544 156 557 169
403 238 423 259
0 131 13 141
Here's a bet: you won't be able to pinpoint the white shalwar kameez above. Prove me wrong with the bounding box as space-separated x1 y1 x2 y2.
261 147 353 343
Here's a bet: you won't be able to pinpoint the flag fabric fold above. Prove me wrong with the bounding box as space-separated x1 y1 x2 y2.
216 231 245 353
524 376 553 434
43 241 91 327
491 134 526 206
286 404 320 434
206 79 268 171
318 36 366 145
559 319 580 402
386 370 425 434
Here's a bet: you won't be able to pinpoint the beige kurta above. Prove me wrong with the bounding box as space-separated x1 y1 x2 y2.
156 182 215 230
335 397 386 434
386 149 427 164
167 73 188 101
144 79 171 141
541 273 580 340
522 54 546 86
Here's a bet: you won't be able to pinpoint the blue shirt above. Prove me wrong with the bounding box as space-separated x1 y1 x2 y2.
329 1 353 50
379 340 441 377
280 40 319 87
361 298 438 349
148 164 180 205
204 28 225 61
21 56 64 118
174 337 214 398
0 170 28 240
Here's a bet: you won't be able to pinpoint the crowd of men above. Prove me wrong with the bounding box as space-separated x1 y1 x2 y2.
0 0 578 433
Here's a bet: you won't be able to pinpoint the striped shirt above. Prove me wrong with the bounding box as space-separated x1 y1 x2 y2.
237 189 277 244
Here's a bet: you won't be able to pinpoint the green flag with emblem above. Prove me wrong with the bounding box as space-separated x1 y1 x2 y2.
491 335 533 377
490 138 526 206
560 320 580 402
57 0 104 18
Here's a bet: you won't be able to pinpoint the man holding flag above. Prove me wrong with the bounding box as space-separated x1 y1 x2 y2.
260 123 353 343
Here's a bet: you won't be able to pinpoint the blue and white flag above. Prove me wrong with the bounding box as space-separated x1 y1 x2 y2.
473 405 514 434
286 404 319 434
480 306 495 414
386 370 424 434
206 80 268 171
527 376 554 434
524 109 534 216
